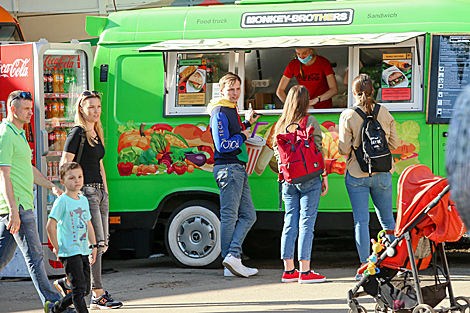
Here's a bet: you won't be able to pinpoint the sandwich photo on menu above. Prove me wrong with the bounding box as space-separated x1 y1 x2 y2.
382 65 408 88
188 71 203 91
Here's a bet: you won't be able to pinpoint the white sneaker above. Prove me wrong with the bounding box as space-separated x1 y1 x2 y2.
222 254 249 277
224 266 258 277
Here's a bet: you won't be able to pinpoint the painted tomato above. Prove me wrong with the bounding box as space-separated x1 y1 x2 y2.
151 123 173 133
173 161 187 175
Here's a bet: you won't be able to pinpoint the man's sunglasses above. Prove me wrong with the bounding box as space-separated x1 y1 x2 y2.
11 91 33 102
81 91 100 98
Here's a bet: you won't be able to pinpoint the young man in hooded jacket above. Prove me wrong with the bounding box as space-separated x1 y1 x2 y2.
208 72 259 278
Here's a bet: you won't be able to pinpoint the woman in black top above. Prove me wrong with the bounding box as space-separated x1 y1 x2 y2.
59 91 122 309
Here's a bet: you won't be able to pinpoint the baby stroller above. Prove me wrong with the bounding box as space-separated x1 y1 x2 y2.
347 164 469 313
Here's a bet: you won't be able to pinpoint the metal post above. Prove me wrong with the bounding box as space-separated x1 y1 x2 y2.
438 243 456 307
404 232 424 304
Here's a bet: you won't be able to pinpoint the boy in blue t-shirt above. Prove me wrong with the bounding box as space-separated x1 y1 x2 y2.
45 162 97 313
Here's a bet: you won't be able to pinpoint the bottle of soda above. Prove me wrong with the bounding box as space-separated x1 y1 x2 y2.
51 98 59 118
54 129 62 151
44 68 48 93
63 68 69 93
48 131 56 151
44 97 48 118
46 68 54 93
63 98 68 120
58 98 65 119
69 68 77 93
46 99 53 119
58 67 65 93
52 67 60 93
60 129 67 150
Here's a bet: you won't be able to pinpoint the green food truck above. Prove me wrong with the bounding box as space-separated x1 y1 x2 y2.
85 0 470 267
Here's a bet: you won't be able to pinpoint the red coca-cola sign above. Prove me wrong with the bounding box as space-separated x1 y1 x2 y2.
44 55 79 69
0 58 31 78
0 43 36 165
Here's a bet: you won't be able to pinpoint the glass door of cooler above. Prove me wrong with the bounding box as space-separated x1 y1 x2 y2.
35 43 93 275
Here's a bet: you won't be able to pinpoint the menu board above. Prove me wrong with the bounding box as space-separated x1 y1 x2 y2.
177 59 207 105
427 34 470 124
381 53 413 101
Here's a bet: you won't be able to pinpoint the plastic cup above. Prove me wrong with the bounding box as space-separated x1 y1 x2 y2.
254 145 274 176
245 135 266 175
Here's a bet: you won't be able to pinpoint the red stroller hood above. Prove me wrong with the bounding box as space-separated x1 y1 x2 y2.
396 164 466 242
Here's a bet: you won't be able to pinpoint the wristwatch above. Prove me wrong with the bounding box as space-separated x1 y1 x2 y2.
89 244 98 249
317 95 321 102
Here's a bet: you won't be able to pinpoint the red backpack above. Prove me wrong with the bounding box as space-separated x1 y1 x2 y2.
276 116 325 184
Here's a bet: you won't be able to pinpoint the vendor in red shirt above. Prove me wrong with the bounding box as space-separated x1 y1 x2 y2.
277 48 338 109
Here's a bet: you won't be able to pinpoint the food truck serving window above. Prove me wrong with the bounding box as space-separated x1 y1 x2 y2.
348 37 424 111
157 34 424 116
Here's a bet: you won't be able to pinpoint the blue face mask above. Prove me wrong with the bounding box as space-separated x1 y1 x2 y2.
298 54 313 65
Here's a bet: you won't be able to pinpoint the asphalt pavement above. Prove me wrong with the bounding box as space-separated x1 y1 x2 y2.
1 250 469 313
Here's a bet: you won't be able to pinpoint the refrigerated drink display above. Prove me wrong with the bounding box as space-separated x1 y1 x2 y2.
44 48 90 223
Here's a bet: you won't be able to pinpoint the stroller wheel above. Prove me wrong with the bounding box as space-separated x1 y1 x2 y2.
455 296 470 313
374 303 388 312
348 305 367 313
412 304 435 313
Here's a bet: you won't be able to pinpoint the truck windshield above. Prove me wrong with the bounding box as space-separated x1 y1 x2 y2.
0 23 23 41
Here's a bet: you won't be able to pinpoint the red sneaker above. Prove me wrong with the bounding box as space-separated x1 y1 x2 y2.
281 270 299 283
298 271 326 284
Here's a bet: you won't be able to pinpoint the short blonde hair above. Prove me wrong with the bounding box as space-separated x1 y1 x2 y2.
219 72 241 91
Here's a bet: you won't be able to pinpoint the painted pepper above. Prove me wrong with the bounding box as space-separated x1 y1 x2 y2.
117 162 134 176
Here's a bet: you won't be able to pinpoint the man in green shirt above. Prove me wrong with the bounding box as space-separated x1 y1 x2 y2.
0 90 65 307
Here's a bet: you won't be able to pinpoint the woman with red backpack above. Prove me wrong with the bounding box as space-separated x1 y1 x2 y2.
273 85 329 284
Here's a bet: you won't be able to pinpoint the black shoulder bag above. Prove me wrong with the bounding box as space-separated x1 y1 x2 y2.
73 127 87 163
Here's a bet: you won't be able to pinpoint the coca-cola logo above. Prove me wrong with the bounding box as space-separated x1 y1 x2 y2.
0 58 31 78
296 73 320 82
44 55 78 69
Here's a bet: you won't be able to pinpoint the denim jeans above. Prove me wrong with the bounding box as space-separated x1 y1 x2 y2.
54 254 90 313
345 171 396 263
213 163 257 259
0 205 61 305
82 186 109 290
280 177 322 261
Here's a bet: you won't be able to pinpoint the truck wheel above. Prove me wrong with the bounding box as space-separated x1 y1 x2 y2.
165 200 221 268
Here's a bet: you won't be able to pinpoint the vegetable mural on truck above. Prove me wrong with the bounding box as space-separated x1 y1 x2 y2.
117 121 215 176
116 119 421 177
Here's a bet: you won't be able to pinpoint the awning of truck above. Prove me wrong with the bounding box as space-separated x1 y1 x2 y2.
137 32 425 52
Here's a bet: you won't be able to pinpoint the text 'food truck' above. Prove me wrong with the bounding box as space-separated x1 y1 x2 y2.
86 0 470 267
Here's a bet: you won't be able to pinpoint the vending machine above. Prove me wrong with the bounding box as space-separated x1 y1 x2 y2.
0 40 93 276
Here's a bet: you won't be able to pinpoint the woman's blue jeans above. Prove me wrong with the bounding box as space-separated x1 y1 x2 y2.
213 163 257 259
345 171 396 263
280 177 322 261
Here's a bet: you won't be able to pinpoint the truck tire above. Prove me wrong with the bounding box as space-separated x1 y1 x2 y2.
165 200 221 268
